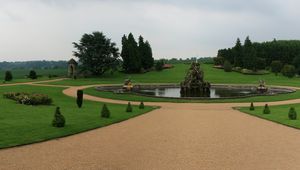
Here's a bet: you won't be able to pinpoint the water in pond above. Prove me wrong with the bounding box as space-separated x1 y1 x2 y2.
135 87 260 98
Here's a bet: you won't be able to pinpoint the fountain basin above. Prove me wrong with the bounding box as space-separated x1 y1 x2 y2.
95 84 295 100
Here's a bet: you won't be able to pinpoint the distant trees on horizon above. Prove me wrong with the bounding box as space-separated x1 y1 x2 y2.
215 37 300 75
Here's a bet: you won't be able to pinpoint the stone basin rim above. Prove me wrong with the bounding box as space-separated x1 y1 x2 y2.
94 84 296 100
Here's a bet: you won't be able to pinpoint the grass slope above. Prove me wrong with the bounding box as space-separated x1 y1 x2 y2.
41 64 300 87
0 85 155 149
239 103 300 129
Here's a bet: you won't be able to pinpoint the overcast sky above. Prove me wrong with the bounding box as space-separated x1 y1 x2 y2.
0 0 299 61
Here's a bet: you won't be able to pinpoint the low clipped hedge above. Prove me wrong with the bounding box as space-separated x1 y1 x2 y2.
3 92 52 105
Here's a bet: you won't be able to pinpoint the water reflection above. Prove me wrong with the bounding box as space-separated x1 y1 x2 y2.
136 87 257 98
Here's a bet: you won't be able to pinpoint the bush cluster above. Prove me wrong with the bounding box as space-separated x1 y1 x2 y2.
3 92 52 105
223 60 232 72
281 64 296 78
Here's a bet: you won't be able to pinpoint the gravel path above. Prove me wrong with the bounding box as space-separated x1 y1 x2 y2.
1 82 300 170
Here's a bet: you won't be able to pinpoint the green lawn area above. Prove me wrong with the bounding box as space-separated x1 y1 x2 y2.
0 68 66 84
238 103 300 129
0 85 155 149
41 64 300 87
84 87 300 103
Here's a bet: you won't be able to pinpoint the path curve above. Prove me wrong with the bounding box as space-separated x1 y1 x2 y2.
2 82 300 169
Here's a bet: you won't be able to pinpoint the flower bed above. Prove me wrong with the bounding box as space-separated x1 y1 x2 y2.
3 92 53 105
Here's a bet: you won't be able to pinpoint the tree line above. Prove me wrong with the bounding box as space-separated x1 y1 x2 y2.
215 37 300 75
73 31 154 76
0 60 67 70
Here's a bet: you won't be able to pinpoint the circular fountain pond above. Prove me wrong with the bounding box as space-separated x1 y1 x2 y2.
95 84 295 100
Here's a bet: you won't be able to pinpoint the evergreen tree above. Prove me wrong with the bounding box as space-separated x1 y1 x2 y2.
233 38 243 67
263 104 271 114
28 70 37 79
73 31 120 76
250 102 255 110
127 33 142 73
139 101 145 109
143 40 154 70
52 107 65 127
4 71 13 81
101 104 110 118
243 36 257 70
121 35 130 72
288 107 297 120
126 102 133 112
76 90 83 108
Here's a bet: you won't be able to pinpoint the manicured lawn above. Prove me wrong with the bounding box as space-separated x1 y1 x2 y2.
0 85 155 149
84 87 300 103
0 68 66 84
41 64 300 87
238 103 300 129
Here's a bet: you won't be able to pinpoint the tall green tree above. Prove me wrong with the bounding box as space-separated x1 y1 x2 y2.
243 36 257 70
144 40 154 69
233 38 243 67
138 36 154 70
73 31 120 76
121 33 142 73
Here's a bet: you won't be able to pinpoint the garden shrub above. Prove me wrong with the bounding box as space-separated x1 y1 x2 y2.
250 102 255 111
77 90 83 108
126 102 133 112
263 104 270 114
155 60 164 71
270 60 282 76
3 92 52 105
5 71 13 81
52 107 65 127
139 101 144 109
288 107 297 120
223 60 232 72
101 104 110 118
281 64 296 78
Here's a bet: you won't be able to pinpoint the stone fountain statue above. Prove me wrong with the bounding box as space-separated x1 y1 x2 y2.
257 80 268 93
180 62 211 97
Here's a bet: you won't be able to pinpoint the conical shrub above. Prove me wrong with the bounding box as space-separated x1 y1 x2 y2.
101 104 110 118
52 107 65 127
126 102 133 112
77 90 83 108
250 102 255 111
139 102 145 109
263 104 270 114
288 107 297 120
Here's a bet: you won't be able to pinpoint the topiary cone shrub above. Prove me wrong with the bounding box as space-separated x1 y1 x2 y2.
250 102 255 111
101 104 110 118
263 104 271 114
77 90 83 108
139 101 144 109
126 102 133 112
52 107 65 127
288 107 297 120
